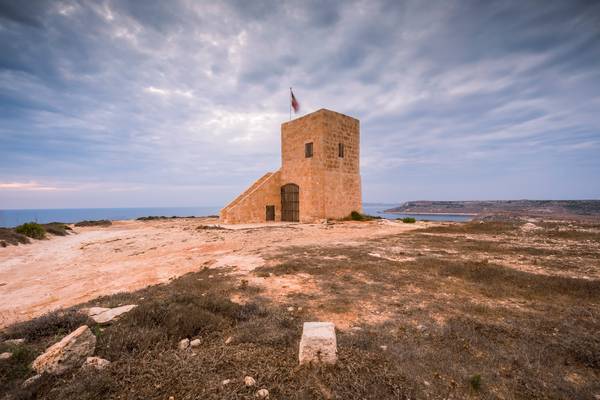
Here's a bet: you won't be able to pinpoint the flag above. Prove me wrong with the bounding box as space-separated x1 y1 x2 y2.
290 88 300 113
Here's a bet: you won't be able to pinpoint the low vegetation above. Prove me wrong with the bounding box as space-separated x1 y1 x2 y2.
74 220 112 227
400 217 416 223
1 222 74 247
344 210 382 221
196 224 227 230
0 228 30 247
41 223 72 236
1 219 599 399
136 216 195 221
419 220 522 234
14 223 46 240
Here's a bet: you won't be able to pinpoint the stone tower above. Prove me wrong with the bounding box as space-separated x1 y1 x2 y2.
220 108 362 223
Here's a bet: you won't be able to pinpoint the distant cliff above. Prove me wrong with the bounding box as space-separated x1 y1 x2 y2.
384 200 600 218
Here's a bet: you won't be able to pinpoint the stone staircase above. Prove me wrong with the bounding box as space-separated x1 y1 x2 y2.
221 172 274 215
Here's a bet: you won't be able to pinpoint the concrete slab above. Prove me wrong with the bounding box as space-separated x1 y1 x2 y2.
299 321 337 365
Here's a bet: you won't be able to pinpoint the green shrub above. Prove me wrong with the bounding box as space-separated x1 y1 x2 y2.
400 217 416 223
43 222 72 236
75 220 112 227
14 222 46 239
350 211 365 221
345 211 382 221
469 374 482 391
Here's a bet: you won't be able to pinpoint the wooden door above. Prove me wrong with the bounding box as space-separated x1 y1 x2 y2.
281 184 299 222
266 205 275 221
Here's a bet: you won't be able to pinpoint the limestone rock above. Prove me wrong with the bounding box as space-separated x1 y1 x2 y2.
190 339 201 348
83 306 110 317
91 304 137 324
299 322 337 365
0 352 12 360
222 379 232 385
244 376 256 387
4 338 25 345
255 389 269 398
225 336 233 345
22 374 42 388
82 356 111 370
32 325 96 375
521 222 541 232
178 338 190 350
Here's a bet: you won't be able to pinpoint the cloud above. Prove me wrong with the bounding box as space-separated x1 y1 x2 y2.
144 86 193 98
0 181 62 191
0 0 599 208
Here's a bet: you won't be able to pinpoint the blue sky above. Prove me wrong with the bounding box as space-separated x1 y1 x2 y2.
0 0 599 209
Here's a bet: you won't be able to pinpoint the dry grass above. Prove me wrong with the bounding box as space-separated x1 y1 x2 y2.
0 228 30 247
2 219 600 399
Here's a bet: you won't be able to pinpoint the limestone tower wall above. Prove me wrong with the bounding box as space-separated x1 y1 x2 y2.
220 108 362 224
281 109 362 222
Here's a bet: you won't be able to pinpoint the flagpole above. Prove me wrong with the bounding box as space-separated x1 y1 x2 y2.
289 87 292 121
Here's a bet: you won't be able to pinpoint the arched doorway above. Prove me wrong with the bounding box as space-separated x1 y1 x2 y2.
281 183 299 222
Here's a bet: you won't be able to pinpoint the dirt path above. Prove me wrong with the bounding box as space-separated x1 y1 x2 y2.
0 218 426 327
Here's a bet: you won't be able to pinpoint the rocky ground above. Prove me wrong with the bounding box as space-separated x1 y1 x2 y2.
1 218 599 399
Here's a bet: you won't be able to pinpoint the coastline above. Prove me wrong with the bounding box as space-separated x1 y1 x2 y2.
383 211 479 216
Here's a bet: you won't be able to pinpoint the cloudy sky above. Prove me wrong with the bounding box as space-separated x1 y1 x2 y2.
1 0 599 209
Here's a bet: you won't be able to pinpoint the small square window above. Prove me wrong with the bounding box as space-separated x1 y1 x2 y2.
305 142 313 158
338 143 345 158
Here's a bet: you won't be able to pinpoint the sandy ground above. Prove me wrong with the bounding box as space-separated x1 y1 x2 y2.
0 218 427 328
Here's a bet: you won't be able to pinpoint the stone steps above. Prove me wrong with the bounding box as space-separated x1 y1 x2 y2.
221 172 274 213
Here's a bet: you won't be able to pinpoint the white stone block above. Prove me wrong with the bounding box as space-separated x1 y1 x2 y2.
299 322 337 365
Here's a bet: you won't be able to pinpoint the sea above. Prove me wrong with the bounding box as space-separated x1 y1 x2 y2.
0 205 473 228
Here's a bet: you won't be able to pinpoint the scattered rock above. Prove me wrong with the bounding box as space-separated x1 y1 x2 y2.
83 306 110 317
225 336 233 345
379 345 388 351
90 304 137 324
4 338 25 345
244 376 256 387
256 389 269 398
222 379 232 385
32 325 96 375
0 352 12 360
299 322 337 365
521 222 542 232
178 338 190 350
190 339 201 348
22 374 42 388
287 306 294 312
82 356 111 370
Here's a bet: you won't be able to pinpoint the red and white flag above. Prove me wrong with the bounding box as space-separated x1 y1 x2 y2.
290 88 300 113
